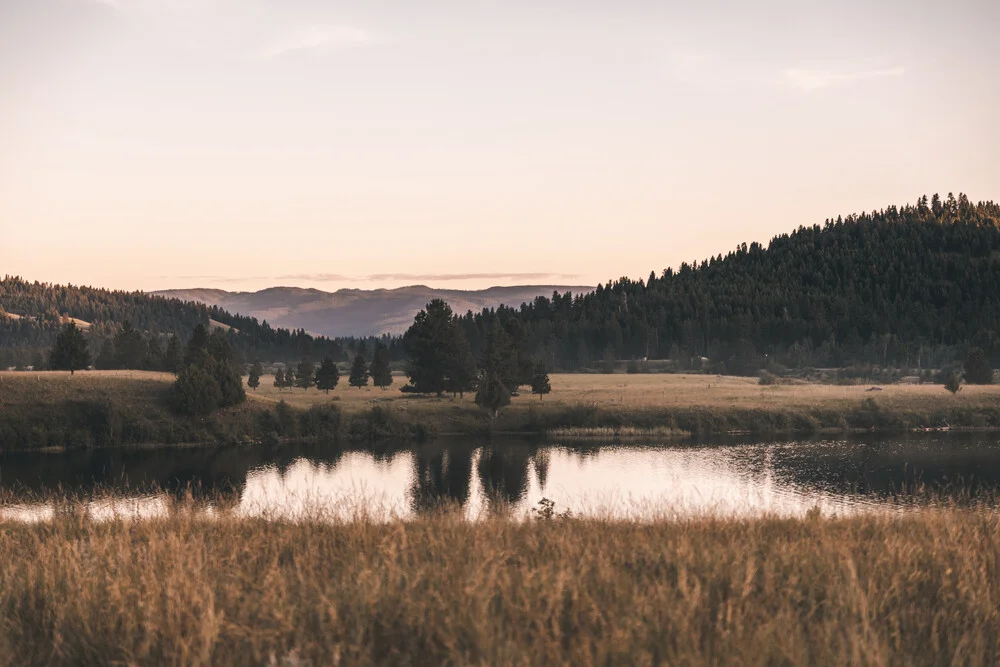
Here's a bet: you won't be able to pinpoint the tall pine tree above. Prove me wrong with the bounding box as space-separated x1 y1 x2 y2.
315 357 340 393
349 353 369 388
49 322 91 375
370 343 393 390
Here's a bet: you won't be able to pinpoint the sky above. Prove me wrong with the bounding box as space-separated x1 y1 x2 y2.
1 0 998 293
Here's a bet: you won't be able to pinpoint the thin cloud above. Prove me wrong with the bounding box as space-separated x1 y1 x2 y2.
364 272 582 282
785 66 905 91
276 273 351 282
256 24 376 60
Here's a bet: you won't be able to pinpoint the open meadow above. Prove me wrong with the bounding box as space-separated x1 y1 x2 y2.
6 370 1000 448
246 371 1000 415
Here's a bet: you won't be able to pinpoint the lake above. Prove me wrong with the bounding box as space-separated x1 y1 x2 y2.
3 433 1000 521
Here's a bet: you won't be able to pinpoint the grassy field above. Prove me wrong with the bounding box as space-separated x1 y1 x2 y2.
0 505 998 665
248 371 1000 413
5 370 1000 448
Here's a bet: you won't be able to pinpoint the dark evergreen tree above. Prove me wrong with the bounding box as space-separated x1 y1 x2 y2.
168 325 245 415
445 331 476 398
273 368 285 390
169 364 223 415
184 324 210 366
145 335 164 371
945 372 962 394
964 348 994 385
164 335 183 373
315 357 340 393
349 352 369 388
95 339 116 370
113 320 145 369
475 323 513 422
283 366 296 389
49 322 91 374
296 358 315 390
370 343 393 390
248 362 263 391
403 299 473 395
530 361 551 400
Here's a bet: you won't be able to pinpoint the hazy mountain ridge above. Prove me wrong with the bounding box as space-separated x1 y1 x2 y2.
152 285 595 338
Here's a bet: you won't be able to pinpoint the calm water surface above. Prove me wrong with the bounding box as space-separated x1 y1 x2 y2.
3 433 1000 521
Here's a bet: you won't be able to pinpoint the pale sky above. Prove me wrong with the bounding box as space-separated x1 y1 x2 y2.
2 0 998 292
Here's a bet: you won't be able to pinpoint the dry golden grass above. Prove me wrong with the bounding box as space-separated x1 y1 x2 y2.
9 370 997 415
0 370 174 408
1 506 999 665
247 372 1000 414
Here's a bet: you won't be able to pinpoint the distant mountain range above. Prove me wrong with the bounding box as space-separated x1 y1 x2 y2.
152 285 595 338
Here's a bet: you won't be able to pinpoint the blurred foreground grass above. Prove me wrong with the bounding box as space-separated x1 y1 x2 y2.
1 501 998 666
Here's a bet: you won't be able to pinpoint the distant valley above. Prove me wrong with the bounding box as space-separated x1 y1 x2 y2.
152 285 595 338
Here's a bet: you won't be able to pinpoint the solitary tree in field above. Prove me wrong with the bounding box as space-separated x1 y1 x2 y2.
283 367 296 389
349 352 369 388
531 361 551 400
273 368 285 390
248 362 263 391
296 359 315 390
370 343 393 390
945 372 962 395
49 322 91 375
315 357 340 393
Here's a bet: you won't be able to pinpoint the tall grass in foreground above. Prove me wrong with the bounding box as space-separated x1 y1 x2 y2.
1 505 999 666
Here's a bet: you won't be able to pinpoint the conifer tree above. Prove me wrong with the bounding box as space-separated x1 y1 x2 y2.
273 368 285 390
168 325 245 415
475 324 512 422
248 362 263 391
315 357 340 393
296 358 315 390
349 352 369 388
964 348 993 385
531 361 551 400
370 343 393 390
49 322 91 375
283 366 295 389
95 339 116 370
113 320 145 369
164 335 183 373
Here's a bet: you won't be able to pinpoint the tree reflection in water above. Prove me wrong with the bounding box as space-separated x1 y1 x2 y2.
409 445 474 512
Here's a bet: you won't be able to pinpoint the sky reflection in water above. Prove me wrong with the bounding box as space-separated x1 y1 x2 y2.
2 433 999 522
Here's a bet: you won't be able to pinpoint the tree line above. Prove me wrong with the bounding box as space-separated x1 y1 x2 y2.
448 194 1000 374
10 194 1000 378
0 276 380 368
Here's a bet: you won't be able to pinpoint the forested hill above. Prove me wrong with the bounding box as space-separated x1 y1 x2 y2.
0 277 348 368
456 194 1000 372
4 193 1000 373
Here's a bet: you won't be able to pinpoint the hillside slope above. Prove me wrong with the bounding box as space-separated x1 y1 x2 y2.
452 194 1000 372
153 285 595 338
